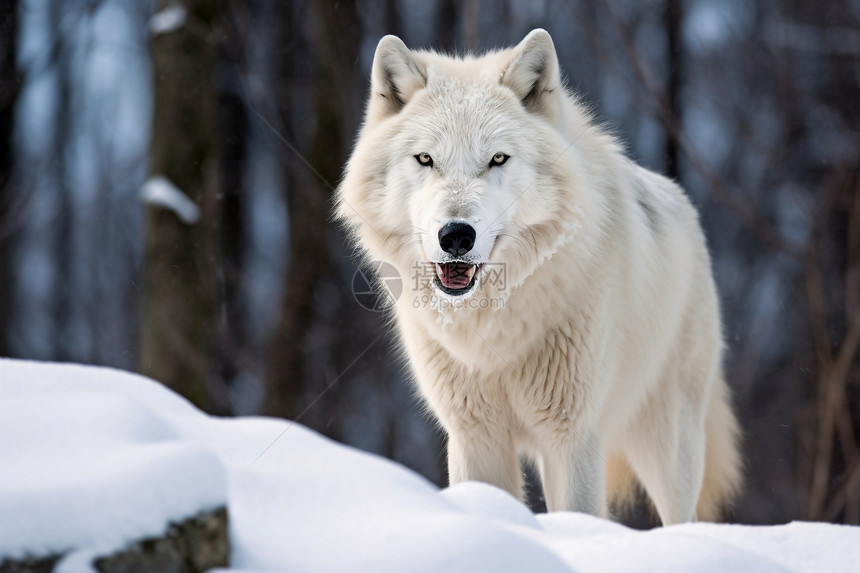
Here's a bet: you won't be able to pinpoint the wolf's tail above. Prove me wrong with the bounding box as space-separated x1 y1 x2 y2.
696 378 743 521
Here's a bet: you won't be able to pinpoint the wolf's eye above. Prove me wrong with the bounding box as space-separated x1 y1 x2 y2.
489 153 509 167
415 153 433 167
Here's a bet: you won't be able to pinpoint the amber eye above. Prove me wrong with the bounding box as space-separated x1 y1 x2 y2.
490 153 509 167
415 153 433 167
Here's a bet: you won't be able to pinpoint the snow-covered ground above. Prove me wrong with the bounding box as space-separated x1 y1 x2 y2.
1 359 857 572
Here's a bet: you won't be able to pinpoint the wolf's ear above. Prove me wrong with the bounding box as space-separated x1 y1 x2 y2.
368 35 427 123
501 29 561 116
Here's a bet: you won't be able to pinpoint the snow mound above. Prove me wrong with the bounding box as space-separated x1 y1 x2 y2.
0 362 227 560
1 358 858 572
441 481 542 530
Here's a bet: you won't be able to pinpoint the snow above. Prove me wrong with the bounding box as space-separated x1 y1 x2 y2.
148 3 186 36
1 359 858 572
140 175 200 224
0 362 226 561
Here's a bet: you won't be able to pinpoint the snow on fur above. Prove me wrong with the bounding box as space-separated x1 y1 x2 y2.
0 359 857 572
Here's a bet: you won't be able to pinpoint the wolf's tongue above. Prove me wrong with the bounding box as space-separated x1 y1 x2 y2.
436 263 475 289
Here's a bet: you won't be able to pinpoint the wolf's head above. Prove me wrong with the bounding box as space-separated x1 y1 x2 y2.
338 30 603 309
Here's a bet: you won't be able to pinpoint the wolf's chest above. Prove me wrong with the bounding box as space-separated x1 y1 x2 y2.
414 321 593 434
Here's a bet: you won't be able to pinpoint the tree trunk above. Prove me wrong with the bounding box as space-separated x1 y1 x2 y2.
663 0 682 180
461 0 479 52
435 0 458 53
48 1 74 362
262 0 360 418
141 0 221 410
384 0 402 37
0 0 20 357
214 8 248 412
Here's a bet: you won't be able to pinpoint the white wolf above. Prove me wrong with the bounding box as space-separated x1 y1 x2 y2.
337 29 741 524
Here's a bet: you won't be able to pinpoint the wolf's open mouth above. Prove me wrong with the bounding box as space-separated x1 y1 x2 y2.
434 263 481 296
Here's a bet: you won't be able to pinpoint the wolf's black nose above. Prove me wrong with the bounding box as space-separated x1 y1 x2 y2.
438 222 476 257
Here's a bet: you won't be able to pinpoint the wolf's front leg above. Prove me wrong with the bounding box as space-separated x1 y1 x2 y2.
539 434 607 516
446 431 523 501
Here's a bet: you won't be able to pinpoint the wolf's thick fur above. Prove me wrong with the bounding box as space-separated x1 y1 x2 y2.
337 30 741 524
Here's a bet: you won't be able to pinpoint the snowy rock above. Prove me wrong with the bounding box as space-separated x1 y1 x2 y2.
89 508 227 573
1 509 227 573
0 554 60 573
0 361 228 571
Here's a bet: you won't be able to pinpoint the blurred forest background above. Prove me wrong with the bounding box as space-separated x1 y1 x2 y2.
0 0 859 526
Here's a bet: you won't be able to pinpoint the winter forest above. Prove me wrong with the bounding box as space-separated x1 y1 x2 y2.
0 0 859 532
